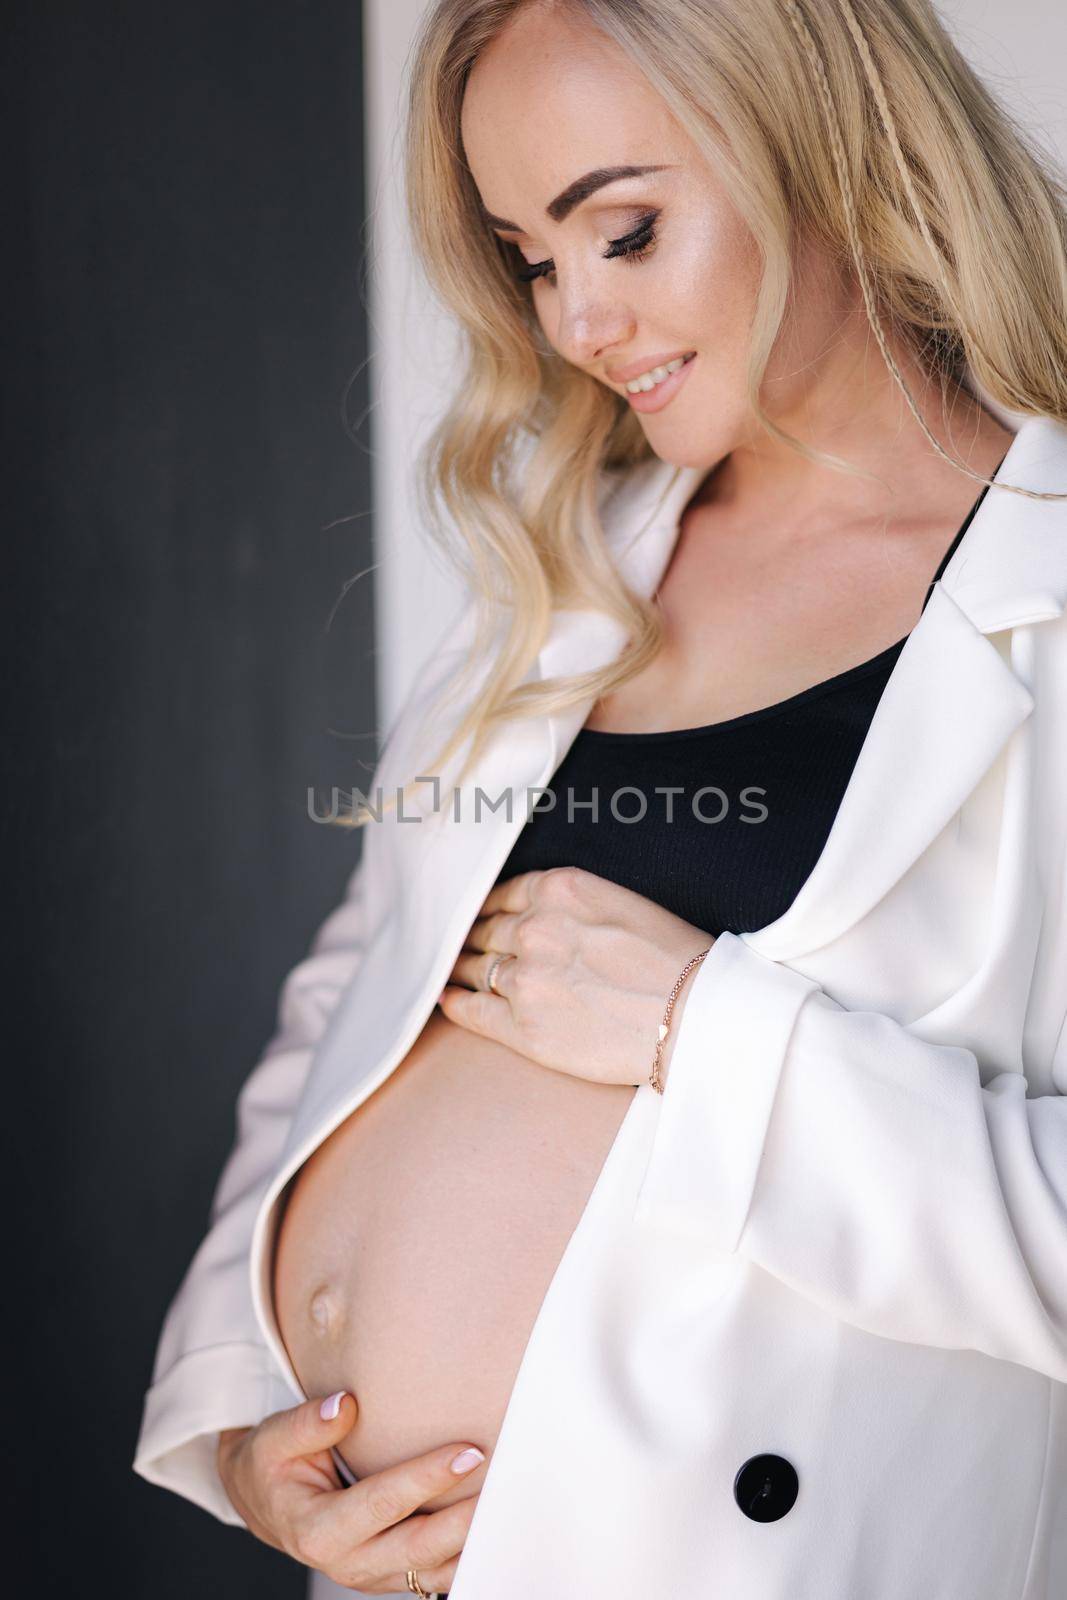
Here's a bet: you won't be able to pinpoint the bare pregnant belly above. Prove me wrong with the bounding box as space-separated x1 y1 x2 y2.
272 1007 635 1509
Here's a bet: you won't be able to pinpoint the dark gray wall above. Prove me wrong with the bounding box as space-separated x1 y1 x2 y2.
5 5 376 1593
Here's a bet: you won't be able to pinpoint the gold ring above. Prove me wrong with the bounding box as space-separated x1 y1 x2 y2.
406 1570 431 1598
485 952 515 995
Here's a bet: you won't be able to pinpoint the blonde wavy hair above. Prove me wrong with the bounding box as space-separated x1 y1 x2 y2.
337 0 1067 828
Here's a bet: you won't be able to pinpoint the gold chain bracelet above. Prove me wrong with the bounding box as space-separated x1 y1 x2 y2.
649 947 713 1094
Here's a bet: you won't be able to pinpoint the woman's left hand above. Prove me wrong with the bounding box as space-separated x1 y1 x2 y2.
437 866 714 1088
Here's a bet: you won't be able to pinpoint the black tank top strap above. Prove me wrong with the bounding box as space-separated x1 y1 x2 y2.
920 459 1005 613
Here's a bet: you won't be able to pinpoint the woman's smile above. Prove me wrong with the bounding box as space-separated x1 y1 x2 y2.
621 349 697 412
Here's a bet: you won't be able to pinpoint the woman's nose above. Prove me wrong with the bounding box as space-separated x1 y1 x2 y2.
553 291 636 374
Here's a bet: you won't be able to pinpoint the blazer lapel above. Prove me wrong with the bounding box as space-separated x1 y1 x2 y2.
741 584 1034 960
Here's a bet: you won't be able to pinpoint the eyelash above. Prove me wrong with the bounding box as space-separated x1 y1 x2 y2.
514 209 661 285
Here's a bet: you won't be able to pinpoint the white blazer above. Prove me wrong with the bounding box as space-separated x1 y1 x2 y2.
134 411 1067 1600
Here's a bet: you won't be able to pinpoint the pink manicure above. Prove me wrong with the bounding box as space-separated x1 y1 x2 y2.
320 1390 348 1421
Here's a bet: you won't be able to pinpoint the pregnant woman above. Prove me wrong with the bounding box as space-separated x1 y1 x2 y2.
135 2 1067 1597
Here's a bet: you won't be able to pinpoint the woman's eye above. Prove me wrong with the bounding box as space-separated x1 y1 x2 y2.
514 210 661 285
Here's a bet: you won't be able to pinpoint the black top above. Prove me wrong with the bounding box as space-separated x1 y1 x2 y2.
493 475 997 937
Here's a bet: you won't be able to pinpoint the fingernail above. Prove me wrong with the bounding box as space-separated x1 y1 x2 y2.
320 1390 348 1421
449 1446 485 1474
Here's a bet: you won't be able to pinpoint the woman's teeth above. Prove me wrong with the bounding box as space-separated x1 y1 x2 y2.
625 353 695 394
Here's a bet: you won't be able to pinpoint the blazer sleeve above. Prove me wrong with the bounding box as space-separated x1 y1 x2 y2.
131 852 374 1526
631 922 1067 1385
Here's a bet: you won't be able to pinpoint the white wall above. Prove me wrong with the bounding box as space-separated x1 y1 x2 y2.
310 5 1065 1596
362 0 470 743
940 0 1067 153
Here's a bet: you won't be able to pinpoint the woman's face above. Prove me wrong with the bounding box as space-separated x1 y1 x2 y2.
461 4 802 470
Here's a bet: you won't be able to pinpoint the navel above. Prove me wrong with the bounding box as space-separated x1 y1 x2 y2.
308 1282 344 1337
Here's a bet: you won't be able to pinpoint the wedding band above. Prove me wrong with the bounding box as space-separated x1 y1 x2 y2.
484 952 514 995
406 1570 431 1598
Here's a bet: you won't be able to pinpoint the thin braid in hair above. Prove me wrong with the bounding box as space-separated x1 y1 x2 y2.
833 0 962 322
782 0 1067 502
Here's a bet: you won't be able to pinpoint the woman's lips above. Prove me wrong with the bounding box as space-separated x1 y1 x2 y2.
623 352 696 414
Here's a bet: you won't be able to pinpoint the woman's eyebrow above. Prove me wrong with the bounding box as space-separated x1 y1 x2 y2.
482 164 672 232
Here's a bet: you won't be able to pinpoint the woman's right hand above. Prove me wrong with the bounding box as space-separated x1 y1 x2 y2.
217 1390 485 1594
